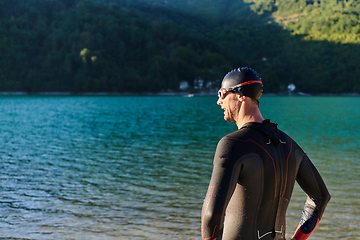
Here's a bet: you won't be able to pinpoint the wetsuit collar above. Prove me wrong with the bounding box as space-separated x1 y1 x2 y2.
241 119 281 146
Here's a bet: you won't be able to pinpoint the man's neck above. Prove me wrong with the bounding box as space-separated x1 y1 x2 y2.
236 101 264 129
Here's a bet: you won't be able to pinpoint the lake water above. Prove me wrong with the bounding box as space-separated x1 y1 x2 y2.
0 96 359 239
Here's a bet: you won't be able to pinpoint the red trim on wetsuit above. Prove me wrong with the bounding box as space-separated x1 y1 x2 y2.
202 185 217 240
292 218 319 240
224 137 278 197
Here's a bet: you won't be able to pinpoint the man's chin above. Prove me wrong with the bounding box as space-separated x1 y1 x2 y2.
224 115 235 123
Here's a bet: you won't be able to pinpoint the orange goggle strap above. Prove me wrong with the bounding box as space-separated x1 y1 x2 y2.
218 80 263 98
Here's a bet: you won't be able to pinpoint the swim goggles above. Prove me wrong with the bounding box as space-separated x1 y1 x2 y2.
217 80 262 99
217 88 233 99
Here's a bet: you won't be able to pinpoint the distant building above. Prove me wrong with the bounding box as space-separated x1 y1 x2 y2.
287 83 296 92
288 83 296 95
206 81 212 88
194 77 204 90
179 81 189 90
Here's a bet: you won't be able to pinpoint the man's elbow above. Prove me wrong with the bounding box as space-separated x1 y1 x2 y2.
324 191 331 205
319 190 331 219
202 210 223 237
203 210 222 226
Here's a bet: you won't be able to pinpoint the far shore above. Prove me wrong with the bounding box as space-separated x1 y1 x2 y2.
0 91 359 97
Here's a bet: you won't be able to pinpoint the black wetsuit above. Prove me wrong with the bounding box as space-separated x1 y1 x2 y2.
201 120 330 240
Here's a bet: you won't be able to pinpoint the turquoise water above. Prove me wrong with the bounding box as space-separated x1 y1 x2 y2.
0 96 359 239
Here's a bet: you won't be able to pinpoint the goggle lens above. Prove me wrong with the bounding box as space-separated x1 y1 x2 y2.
218 88 228 99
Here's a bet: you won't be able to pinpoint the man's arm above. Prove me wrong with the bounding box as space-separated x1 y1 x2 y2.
292 153 331 240
201 138 242 240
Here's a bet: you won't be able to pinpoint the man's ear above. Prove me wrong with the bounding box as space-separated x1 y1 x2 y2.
237 95 246 102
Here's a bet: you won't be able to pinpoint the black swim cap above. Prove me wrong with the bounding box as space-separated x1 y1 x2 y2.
221 67 263 101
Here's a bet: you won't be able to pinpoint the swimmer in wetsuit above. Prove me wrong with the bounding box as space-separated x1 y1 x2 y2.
201 67 331 240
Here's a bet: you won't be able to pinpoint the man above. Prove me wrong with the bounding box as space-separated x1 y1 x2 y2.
201 67 330 240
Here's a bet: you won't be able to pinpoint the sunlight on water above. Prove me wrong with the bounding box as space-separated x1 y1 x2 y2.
0 96 359 239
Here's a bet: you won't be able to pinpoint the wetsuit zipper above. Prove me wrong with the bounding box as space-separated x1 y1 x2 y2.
270 129 286 238
274 129 287 238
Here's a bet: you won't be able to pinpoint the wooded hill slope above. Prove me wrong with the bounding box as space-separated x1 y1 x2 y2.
0 0 359 94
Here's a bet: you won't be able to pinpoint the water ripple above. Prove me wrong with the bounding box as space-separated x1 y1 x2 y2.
0 96 359 239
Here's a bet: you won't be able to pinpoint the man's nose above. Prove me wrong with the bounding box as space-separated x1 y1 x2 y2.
217 98 222 105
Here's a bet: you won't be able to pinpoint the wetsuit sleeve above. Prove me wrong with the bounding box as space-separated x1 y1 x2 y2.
201 138 243 240
292 152 331 240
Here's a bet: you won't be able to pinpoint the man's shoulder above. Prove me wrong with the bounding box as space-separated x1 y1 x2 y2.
219 121 297 147
220 127 260 142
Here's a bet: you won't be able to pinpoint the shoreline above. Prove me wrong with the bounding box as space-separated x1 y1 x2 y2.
0 91 359 97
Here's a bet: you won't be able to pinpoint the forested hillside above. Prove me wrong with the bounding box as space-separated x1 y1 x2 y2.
0 0 359 94
245 0 360 43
